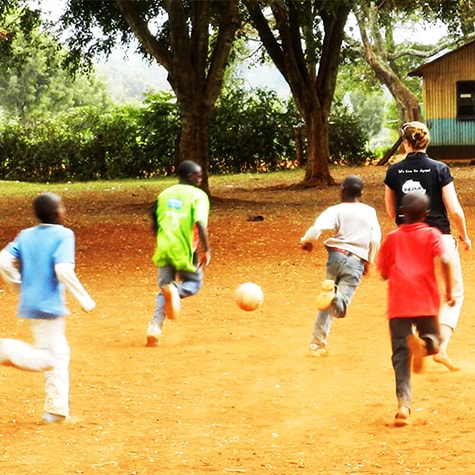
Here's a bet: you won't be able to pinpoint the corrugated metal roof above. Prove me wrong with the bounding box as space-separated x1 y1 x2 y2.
409 37 475 77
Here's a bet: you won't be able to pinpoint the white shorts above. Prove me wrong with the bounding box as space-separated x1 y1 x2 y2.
438 234 464 330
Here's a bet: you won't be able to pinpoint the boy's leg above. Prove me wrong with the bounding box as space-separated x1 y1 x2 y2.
161 265 203 320
389 317 413 424
0 338 54 372
310 310 333 355
147 266 175 346
176 265 203 299
146 265 203 346
309 255 339 354
414 316 440 356
308 253 362 355
31 318 70 421
331 256 364 318
407 316 440 374
310 253 347 354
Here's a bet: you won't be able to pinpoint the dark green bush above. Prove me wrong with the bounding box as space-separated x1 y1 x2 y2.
209 87 296 173
328 102 374 165
0 89 372 181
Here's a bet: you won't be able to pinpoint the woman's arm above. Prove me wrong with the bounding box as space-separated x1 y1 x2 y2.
384 185 397 220
442 182 472 251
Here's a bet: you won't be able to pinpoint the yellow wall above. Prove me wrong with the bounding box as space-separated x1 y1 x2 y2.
420 42 475 120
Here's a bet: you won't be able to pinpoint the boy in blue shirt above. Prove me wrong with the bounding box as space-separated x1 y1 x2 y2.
0 192 95 423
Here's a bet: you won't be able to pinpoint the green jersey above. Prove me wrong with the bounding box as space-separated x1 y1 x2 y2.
152 183 209 272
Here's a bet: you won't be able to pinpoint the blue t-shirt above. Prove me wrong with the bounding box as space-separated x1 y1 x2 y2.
6 224 75 319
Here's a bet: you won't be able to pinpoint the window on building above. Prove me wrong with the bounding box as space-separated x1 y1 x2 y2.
457 81 475 120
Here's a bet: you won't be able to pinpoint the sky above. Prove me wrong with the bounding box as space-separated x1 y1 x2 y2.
29 0 290 100
28 1 448 102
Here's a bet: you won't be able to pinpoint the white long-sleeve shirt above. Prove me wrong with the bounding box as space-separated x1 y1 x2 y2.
0 249 95 312
301 202 382 263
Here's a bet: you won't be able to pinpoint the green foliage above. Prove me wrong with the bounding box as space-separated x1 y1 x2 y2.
0 118 82 182
0 84 373 181
137 92 181 176
0 1 42 57
328 102 374 165
0 20 112 125
348 90 385 137
0 106 141 181
0 91 180 181
209 87 296 172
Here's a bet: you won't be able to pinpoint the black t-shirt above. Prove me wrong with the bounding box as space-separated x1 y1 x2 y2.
384 152 454 234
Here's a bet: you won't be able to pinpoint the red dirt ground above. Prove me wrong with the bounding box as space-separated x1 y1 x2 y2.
0 165 474 475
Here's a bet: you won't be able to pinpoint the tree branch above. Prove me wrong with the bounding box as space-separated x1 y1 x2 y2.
114 0 172 71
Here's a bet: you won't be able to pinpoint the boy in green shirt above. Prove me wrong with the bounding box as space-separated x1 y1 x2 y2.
146 160 211 347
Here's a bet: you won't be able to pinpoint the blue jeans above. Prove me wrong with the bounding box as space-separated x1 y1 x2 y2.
389 317 439 409
311 250 364 348
151 261 203 328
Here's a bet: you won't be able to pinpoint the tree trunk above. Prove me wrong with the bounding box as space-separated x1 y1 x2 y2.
179 107 211 194
114 0 239 196
302 112 335 187
243 0 349 189
293 126 305 167
373 65 421 123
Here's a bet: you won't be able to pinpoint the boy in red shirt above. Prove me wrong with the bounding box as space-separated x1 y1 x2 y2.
377 191 454 426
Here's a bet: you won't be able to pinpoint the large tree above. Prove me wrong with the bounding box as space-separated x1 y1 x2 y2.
243 0 351 187
60 0 240 193
0 27 111 124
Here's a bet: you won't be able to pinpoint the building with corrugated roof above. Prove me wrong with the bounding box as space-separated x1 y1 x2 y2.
409 38 475 162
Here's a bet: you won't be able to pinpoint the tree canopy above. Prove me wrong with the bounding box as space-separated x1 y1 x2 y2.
0 27 111 125
244 0 351 187
352 0 474 126
59 0 240 194
2 0 475 187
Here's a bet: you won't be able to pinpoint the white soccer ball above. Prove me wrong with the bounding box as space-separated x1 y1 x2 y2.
235 282 264 311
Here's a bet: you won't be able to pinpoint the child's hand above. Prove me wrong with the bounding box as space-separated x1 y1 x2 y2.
363 262 369 276
199 250 211 268
301 242 313 252
81 296 96 312
461 237 472 251
445 294 456 307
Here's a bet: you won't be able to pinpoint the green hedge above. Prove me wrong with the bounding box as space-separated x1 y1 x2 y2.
0 90 372 182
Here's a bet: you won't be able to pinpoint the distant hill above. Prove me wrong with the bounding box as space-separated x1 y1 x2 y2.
95 49 171 103
95 47 290 104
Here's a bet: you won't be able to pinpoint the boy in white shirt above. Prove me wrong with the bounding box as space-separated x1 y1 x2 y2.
301 176 381 356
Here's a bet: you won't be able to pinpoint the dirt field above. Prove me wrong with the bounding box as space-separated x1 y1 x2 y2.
0 165 474 475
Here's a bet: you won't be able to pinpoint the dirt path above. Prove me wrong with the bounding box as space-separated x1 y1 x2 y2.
0 166 474 474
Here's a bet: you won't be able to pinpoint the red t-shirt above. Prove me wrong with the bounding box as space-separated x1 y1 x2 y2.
377 222 445 319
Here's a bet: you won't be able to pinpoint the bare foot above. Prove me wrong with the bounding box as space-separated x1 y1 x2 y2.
316 279 336 311
433 354 460 372
394 406 410 427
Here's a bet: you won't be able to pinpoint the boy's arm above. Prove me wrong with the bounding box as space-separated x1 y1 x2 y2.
55 263 96 312
367 212 382 263
375 239 389 280
196 221 211 267
149 200 158 235
0 249 21 292
300 207 336 251
300 228 321 251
